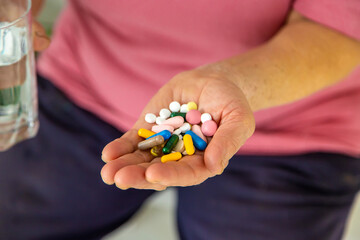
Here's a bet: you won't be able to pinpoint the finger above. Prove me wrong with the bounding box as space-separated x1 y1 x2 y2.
204 105 255 175
145 154 211 186
101 129 143 162
114 163 167 191
100 150 153 185
32 21 50 51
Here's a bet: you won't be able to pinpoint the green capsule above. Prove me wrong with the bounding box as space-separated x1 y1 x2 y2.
170 112 186 119
162 134 179 154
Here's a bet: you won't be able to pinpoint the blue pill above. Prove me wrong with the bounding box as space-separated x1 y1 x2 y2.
146 130 171 141
184 130 207 151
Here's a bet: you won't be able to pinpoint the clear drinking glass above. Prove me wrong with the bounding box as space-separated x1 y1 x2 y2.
0 0 38 151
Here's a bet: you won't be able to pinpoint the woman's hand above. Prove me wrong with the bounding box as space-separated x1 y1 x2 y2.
32 20 50 51
100 67 255 190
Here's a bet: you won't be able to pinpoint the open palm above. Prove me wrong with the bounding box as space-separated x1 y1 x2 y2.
101 70 255 190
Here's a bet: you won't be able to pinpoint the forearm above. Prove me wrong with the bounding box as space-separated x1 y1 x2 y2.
31 0 45 17
211 15 360 112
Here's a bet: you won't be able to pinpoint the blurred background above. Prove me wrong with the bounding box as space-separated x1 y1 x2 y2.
37 1 360 240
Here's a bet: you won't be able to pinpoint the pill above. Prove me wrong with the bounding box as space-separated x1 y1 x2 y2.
146 130 172 141
152 124 174 133
183 134 195 155
186 110 201 125
169 101 181 112
151 145 163 157
180 122 191 133
159 108 171 119
138 135 164 150
173 139 185 152
184 130 207 151
145 113 156 123
156 117 166 125
170 112 186 119
160 116 184 129
162 134 179 154
173 128 182 135
161 152 182 163
182 150 188 156
138 128 156 139
191 125 207 143
187 101 197 111
180 104 188 113
201 113 212 123
201 120 217 137
178 134 183 140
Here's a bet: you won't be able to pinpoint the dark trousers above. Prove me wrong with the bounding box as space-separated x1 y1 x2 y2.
0 75 359 240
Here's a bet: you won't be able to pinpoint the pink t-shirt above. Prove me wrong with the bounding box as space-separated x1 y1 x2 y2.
38 0 360 157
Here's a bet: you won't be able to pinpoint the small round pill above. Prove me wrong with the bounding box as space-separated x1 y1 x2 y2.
180 122 191 133
180 104 188 113
145 113 156 123
159 108 171 119
186 110 201 125
156 117 166 125
201 120 217 137
169 101 181 112
187 102 198 111
200 113 212 123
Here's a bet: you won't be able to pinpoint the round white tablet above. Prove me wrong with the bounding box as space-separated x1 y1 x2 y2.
180 104 188 113
201 113 212 123
159 108 171 119
145 113 156 123
156 117 166 125
169 101 181 112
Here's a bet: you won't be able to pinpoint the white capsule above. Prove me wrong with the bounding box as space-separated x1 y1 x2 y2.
201 113 212 123
180 122 191 133
169 101 181 112
159 108 171 119
173 128 182 135
145 113 156 123
177 134 183 140
180 104 188 113
156 117 166 125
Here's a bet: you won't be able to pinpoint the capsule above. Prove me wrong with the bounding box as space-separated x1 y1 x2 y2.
138 135 164 150
162 134 179 154
173 139 185 153
146 130 172 141
184 130 207 151
183 134 195 155
161 152 182 163
170 112 186 119
150 145 163 157
138 128 155 139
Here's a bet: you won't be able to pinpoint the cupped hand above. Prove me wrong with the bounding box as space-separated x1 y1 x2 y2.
100 67 255 190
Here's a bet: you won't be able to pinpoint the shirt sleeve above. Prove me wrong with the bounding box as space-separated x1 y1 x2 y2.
294 0 360 40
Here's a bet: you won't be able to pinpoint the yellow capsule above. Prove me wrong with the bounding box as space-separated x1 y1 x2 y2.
138 128 155 139
183 134 195 155
161 152 182 163
187 101 198 111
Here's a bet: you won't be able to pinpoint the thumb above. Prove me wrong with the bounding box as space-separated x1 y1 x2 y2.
204 104 255 175
32 20 50 51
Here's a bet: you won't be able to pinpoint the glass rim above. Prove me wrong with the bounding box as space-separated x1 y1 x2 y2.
0 0 31 30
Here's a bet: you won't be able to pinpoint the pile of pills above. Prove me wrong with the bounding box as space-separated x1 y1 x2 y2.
137 101 218 163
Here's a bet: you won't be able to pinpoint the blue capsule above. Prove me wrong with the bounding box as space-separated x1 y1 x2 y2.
146 130 171 141
184 130 207 151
